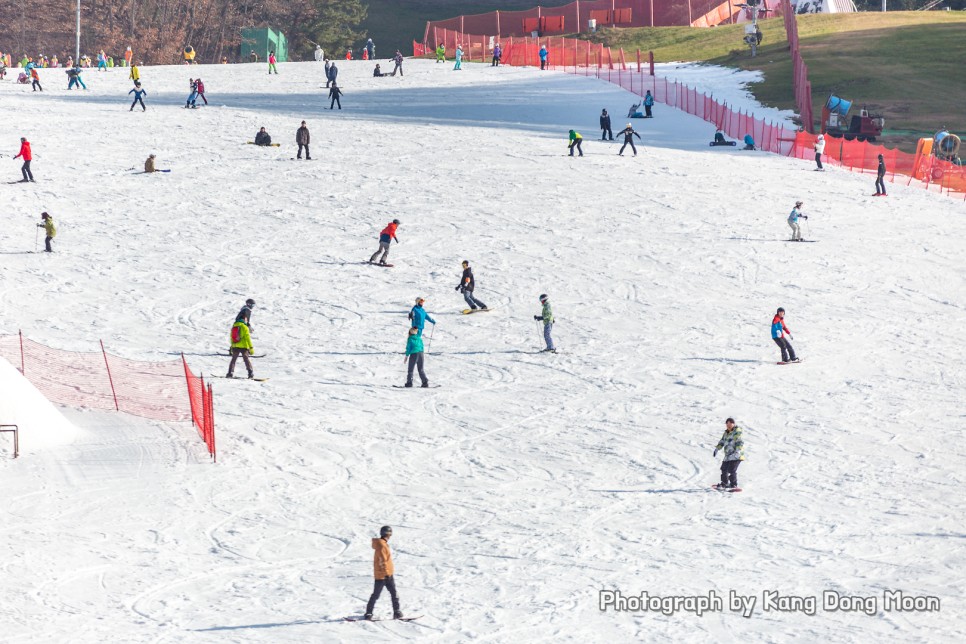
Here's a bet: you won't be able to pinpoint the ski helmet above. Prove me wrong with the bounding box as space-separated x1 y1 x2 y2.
246 298 255 307
380 525 393 538
392 219 400 225
539 294 548 303
777 307 785 314
795 201 803 207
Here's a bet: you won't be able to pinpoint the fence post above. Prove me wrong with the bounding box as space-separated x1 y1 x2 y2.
19 329 24 375
649 50 654 76
208 382 216 462
100 340 120 412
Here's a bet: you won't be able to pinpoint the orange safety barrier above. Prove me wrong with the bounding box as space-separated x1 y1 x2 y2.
0 331 216 460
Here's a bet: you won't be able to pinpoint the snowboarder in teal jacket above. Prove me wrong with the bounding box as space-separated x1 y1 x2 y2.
713 418 745 489
405 327 429 388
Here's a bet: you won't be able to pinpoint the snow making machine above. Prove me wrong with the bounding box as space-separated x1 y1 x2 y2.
821 95 884 143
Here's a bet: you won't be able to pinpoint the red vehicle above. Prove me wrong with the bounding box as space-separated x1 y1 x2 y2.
821 95 884 143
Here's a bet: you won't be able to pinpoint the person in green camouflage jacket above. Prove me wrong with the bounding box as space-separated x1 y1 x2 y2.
534 293 555 353
714 418 744 489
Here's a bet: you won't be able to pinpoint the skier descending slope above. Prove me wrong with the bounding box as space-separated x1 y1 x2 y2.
534 294 555 353
408 297 435 336
713 418 745 490
369 219 400 265
364 526 403 620
771 307 799 364
615 123 642 156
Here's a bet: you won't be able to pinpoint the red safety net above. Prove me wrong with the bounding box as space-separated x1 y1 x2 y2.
425 28 628 69
423 0 782 38
0 332 216 459
782 0 814 133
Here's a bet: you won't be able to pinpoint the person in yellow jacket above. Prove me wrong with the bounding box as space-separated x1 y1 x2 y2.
364 525 402 620
227 319 254 379
129 63 140 83
37 212 56 252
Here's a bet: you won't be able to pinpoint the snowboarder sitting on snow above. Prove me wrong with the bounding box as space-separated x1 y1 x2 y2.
711 130 730 146
404 327 429 388
408 297 435 336
369 218 399 265
534 294 555 353
456 260 488 311
227 318 255 379
37 212 56 252
771 307 798 363
787 200 807 241
742 134 756 150
713 418 745 489
373 64 386 77
616 123 641 156
364 525 403 619
254 127 272 146
627 102 644 118
144 154 158 173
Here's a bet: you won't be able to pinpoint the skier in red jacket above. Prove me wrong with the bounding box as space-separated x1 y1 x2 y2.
14 137 34 182
369 219 400 265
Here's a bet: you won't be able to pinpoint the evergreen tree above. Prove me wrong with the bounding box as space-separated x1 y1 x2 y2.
307 0 369 57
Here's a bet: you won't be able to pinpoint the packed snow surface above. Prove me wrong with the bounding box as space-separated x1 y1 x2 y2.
1 59 964 642
0 357 80 449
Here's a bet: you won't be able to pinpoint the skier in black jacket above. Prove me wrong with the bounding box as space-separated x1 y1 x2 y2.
600 109 613 141
455 260 487 311
329 82 343 109
616 123 642 156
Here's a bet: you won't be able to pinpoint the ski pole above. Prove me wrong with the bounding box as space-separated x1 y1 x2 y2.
426 324 436 352
806 217 812 238
34 224 39 252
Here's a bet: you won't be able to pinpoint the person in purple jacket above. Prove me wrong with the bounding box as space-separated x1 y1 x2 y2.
492 44 502 67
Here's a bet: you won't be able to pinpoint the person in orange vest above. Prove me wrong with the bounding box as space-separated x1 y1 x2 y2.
369 219 400 265
361 47 369 61
124 46 133 67
364 525 403 620
345 48 353 60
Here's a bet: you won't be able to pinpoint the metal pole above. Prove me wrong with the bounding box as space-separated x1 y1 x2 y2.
76 0 81 63
100 340 120 411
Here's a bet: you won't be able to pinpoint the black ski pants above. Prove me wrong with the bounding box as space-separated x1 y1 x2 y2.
875 175 886 195
330 96 341 109
568 139 583 156
44 235 52 252
297 144 310 159
720 460 740 488
815 152 823 170
619 139 637 155
21 161 34 181
644 104 652 117
32 79 42 91
365 575 400 616
601 127 613 141
130 98 145 111
773 337 796 362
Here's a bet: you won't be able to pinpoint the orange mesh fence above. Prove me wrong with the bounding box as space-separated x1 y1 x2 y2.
791 132 966 200
422 0 780 37
0 332 215 459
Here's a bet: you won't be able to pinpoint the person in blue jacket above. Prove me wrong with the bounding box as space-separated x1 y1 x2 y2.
643 90 654 118
408 297 436 336
539 45 548 70
743 134 756 150
129 81 147 111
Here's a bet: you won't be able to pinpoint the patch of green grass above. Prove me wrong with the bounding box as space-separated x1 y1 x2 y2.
592 12 966 152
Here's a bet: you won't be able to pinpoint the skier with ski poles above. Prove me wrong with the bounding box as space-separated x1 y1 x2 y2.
771 307 799 364
787 200 808 242
369 219 399 265
713 418 745 490
408 297 435 337
364 525 403 619
37 212 56 252
615 123 642 156
534 293 555 353
456 260 488 311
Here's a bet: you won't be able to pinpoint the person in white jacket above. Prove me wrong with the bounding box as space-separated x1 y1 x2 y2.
814 134 826 171
314 45 324 62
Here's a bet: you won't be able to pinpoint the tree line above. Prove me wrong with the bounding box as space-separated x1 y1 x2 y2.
0 0 368 64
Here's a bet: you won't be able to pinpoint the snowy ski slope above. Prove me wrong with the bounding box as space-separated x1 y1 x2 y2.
0 58 964 643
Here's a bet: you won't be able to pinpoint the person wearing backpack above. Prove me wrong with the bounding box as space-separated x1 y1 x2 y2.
227 319 255 379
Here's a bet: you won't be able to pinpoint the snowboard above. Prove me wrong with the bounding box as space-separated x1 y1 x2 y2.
871 193 888 197
367 261 394 268
461 308 491 315
212 376 270 382
709 141 736 147
392 385 441 389
783 240 818 243
246 142 281 147
711 485 742 493
223 352 266 358
344 615 421 622
8 180 37 184
777 358 802 365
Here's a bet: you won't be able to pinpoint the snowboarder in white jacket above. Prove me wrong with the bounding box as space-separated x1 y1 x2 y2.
814 134 826 171
714 418 745 489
